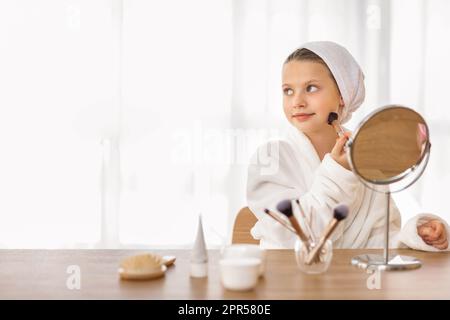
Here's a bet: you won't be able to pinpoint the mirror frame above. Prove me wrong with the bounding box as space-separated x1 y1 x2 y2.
346 105 432 190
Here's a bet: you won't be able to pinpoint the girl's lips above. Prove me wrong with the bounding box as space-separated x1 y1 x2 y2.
292 113 315 122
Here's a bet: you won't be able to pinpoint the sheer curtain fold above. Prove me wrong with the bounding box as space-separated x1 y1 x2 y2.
0 0 448 248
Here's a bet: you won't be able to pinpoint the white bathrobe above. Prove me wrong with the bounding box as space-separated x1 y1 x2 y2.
247 126 450 251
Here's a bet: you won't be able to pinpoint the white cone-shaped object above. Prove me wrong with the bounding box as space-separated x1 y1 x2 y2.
190 214 208 278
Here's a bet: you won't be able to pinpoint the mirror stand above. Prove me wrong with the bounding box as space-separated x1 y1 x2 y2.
347 105 431 271
351 192 422 271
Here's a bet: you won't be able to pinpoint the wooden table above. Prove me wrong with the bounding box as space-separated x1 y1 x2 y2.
1 249 449 299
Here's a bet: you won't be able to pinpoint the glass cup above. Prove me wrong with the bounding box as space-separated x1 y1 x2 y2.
294 239 333 274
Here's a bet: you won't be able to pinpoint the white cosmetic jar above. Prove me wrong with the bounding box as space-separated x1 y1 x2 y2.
219 258 261 291
221 244 266 277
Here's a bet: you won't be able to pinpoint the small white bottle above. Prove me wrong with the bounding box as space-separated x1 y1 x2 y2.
190 214 208 278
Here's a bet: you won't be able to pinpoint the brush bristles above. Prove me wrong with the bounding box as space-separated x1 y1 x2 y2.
327 112 338 125
333 204 349 221
120 254 163 271
276 199 293 217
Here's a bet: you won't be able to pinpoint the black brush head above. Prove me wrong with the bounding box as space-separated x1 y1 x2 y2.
276 199 293 217
327 112 338 125
333 204 349 221
264 208 270 214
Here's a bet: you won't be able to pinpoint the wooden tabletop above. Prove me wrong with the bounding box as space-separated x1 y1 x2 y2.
1 249 449 299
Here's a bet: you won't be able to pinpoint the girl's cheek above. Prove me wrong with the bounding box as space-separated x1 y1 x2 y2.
283 105 291 117
283 99 292 111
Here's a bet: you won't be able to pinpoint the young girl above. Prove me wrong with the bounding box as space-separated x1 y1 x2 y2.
247 41 449 250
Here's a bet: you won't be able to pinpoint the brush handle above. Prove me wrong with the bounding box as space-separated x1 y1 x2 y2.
296 200 317 242
265 209 297 234
331 121 349 152
305 219 338 265
331 121 345 138
288 216 310 243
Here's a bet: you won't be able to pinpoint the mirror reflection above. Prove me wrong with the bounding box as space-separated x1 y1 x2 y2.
349 106 429 183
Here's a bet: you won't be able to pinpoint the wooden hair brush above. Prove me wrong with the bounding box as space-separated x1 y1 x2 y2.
119 253 176 281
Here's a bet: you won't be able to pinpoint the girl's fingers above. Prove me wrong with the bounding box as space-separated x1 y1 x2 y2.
419 221 447 246
333 136 347 153
330 133 351 170
430 238 447 246
419 229 440 243
423 233 439 242
427 221 445 241
433 240 448 250
343 131 351 139
433 221 444 238
418 225 433 238
421 221 434 228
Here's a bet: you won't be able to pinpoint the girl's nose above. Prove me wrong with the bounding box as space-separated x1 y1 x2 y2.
291 92 306 109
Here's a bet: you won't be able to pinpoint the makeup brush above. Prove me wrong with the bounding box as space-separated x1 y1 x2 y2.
295 199 317 243
264 208 297 234
276 199 310 243
327 112 346 138
305 204 349 265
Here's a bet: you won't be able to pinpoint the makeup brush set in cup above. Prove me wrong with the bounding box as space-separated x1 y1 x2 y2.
265 199 349 274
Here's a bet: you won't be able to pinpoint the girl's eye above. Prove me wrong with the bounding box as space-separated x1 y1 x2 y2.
306 85 318 93
284 88 294 96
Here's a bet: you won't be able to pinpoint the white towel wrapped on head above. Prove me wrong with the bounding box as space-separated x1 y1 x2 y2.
299 41 365 124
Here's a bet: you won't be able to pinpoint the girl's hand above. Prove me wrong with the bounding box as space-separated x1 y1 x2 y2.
330 132 351 170
417 220 448 250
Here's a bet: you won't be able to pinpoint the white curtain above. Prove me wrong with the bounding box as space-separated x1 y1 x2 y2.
0 0 449 248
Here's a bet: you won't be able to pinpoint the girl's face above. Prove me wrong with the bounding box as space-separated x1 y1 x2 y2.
282 60 344 135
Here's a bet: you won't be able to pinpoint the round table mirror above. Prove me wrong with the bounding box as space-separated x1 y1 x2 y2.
347 105 431 271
